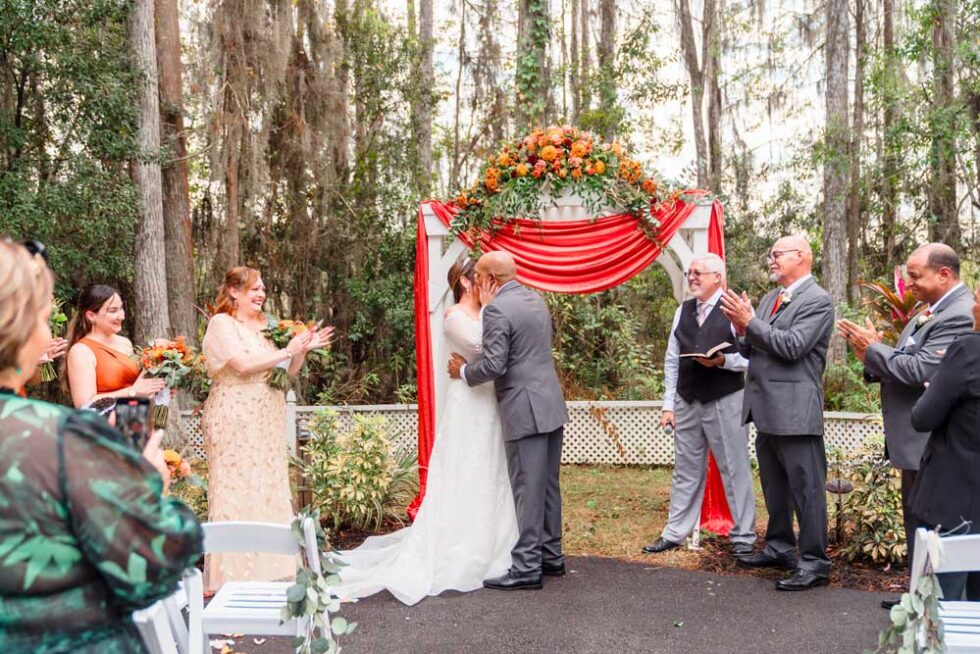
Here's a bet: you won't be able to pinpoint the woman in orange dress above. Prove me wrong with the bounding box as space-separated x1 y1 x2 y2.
200 267 332 591
64 285 166 408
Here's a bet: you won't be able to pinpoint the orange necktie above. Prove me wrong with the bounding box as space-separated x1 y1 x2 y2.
769 294 782 317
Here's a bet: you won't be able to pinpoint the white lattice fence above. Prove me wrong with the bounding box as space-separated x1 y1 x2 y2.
177 401 882 464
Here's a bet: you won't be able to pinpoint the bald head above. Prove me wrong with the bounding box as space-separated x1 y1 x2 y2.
910 243 960 278
905 242 960 304
476 251 517 283
768 234 813 286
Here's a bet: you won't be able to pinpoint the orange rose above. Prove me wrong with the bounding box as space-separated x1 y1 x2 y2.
642 178 658 195
497 152 511 167
557 167 568 179
595 160 606 175
571 167 583 179
515 163 529 177
611 141 624 157
585 164 595 175
539 145 558 162
570 142 588 159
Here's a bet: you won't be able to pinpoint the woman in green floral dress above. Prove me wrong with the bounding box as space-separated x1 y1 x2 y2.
0 240 204 653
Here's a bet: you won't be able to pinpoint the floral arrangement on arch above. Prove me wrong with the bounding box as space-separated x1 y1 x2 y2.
449 125 668 239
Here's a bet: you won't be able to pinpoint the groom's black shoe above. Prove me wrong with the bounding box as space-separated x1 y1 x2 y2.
642 537 681 554
735 551 797 570
483 571 543 591
542 561 566 577
775 569 830 592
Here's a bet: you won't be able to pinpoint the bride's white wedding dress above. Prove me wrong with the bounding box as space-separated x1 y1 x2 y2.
333 310 518 605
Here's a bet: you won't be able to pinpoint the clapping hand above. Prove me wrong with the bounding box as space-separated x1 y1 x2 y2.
719 289 754 335
836 317 881 361
305 325 335 353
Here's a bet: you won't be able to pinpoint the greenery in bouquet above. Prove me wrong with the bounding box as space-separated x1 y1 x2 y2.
263 316 332 390
39 299 69 382
138 337 204 428
448 125 671 242
166 452 208 520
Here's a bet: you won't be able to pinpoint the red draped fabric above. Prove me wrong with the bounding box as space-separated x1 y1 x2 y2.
409 193 734 535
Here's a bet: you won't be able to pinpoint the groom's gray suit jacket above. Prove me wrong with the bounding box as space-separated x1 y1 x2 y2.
464 281 568 441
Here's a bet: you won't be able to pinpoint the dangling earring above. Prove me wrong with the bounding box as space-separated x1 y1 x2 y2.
14 366 22 376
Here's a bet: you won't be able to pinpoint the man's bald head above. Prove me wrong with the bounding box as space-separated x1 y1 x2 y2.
910 243 960 278
476 251 518 283
905 242 960 304
768 234 813 286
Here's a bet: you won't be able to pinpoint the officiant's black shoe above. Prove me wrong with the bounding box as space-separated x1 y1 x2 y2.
542 561 566 577
881 598 901 610
483 571 543 591
775 569 830 592
735 552 797 570
642 538 681 554
730 542 755 557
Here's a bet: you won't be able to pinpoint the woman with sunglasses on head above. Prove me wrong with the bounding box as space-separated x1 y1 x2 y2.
63 285 166 408
0 241 202 653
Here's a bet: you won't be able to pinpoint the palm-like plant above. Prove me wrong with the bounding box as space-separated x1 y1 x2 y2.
858 267 925 344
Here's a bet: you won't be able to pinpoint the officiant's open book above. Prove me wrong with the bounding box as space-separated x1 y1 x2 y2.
679 342 732 359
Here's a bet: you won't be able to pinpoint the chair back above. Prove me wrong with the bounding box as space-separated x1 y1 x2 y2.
910 528 980 590
202 521 298 556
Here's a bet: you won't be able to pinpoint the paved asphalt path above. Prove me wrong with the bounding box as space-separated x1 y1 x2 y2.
217 556 890 654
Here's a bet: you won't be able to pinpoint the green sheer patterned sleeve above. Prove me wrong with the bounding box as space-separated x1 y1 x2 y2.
58 412 203 612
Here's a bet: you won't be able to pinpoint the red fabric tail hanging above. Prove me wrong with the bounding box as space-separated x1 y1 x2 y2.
410 194 734 535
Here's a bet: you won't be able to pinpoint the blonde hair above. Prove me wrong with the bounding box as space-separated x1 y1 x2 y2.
0 241 54 372
214 266 262 315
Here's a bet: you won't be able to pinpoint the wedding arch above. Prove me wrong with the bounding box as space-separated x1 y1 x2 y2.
409 190 736 535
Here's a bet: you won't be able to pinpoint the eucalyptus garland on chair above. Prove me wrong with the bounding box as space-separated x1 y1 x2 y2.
282 510 357 654
448 125 670 241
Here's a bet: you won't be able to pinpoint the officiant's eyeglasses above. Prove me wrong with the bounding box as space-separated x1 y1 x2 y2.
765 249 801 262
685 269 720 278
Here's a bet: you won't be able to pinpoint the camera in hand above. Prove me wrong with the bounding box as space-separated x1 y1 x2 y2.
115 397 154 450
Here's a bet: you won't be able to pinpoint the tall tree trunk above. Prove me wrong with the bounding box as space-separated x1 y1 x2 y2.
412 0 433 194
823 0 850 363
130 0 171 344
705 0 722 193
677 0 710 189
847 0 865 304
155 0 196 344
516 0 552 128
570 0 580 122
596 0 616 139
332 0 351 183
579 0 590 114
881 0 899 265
927 0 960 249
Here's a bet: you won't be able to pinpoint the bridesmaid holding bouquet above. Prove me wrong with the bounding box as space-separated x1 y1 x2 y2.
201 266 332 591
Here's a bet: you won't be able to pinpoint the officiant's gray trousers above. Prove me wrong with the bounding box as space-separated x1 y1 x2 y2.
661 392 756 545
504 427 564 575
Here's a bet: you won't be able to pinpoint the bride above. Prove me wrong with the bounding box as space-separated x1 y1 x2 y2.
333 257 518 605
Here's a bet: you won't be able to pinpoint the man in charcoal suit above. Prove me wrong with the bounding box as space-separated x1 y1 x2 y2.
838 243 973 609
448 251 569 591
642 253 757 557
720 235 835 591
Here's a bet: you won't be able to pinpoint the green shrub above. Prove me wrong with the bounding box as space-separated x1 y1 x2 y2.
840 437 906 563
298 410 418 531
824 354 882 413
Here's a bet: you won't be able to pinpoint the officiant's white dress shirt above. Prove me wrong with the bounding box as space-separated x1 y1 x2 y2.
663 287 748 413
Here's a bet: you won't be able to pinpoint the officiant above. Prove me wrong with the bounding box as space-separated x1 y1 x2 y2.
643 253 757 556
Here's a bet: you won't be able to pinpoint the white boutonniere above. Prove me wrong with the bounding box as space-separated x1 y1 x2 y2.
779 290 793 306
916 310 934 326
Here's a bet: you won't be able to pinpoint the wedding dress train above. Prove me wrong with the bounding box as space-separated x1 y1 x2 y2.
334 311 518 605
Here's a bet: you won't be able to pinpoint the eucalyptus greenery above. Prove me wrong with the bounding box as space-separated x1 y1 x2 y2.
281 510 357 654
871 573 945 653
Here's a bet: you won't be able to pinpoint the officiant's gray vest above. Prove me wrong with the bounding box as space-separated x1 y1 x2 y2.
675 298 744 405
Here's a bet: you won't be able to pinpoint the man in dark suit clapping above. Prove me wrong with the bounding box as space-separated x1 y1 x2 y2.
720 235 835 592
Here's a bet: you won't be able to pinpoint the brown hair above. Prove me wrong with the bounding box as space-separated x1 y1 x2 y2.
0 241 54 373
61 284 119 392
214 266 262 315
448 257 477 303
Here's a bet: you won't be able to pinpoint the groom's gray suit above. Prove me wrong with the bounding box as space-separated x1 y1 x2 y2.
463 280 569 575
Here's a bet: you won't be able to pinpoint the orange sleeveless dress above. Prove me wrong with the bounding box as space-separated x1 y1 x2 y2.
80 337 139 393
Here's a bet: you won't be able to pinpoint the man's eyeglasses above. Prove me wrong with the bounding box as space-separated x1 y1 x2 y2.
765 249 801 262
19 239 48 263
685 269 720 278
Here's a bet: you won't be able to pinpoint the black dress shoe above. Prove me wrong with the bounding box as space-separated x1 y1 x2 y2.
735 552 797 570
731 542 755 556
483 571 543 591
881 598 900 610
775 569 830 591
642 537 682 554
542 561 566 577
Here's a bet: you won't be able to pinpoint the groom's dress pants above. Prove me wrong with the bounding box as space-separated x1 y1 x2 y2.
504 427 564 575
661 392 756 545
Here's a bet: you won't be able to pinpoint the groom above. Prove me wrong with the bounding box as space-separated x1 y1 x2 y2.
448 251 569 591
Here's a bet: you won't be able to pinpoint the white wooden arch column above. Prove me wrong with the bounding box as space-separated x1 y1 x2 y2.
421 198 716 417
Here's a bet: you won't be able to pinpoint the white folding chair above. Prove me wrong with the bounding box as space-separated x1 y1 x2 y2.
186 518 321 654
909 527 980 653
133 597 180 654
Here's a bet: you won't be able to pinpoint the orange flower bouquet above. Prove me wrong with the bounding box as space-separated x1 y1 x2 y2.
262 317 331 390
163 449 206 493
139 337 204 429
